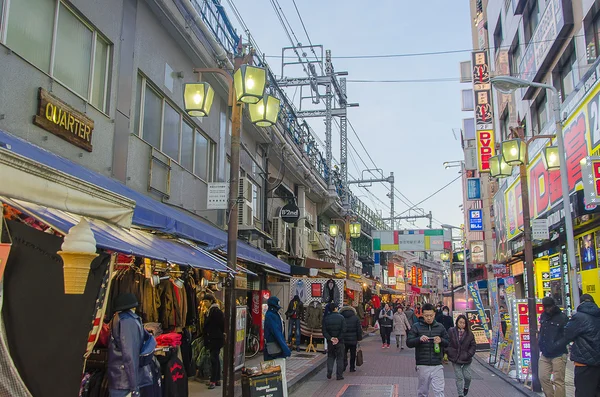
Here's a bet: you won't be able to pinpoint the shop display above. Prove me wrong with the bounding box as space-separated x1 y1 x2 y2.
511 299 543 381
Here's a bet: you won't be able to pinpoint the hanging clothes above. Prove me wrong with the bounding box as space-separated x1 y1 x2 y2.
160 350 188 397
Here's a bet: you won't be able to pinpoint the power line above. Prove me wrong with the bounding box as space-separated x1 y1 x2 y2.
290 0 324 73
397 174 463 217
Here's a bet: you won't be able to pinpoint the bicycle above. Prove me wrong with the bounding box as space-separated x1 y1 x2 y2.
245 324 260 358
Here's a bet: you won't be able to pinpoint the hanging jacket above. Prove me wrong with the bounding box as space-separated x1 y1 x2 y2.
393 311 411 336
322 279 340 305
538 306 568 358
406 319 450 366
285 296 304 319
378 308 393 327
160 350 188 397
305 301 323 330
340 306 362 345
141 278 161 323
158 280 180 330
446 327 476 365
560 301 600 366
355 304 365 320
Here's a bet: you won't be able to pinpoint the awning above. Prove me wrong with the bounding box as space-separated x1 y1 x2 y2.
0 130 289 274
305 257 335 269
3 197 229 272
380 287 402 295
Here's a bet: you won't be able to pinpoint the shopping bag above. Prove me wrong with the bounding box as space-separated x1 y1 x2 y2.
374 320 380 330
356 344 363 367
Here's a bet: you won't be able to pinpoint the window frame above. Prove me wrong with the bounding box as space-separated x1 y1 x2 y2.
524 0 540 44
135 73 215 182
553 44 578 102
509 37 521 76
0 0 112 114
532 93 549 134
585 10 600 64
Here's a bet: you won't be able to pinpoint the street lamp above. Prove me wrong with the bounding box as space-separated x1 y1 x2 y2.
329 224 340 237
349 222 361 238
441 223 469 311
489 155 512 178
184 64 279 397
248 95 281 127
543 146 560 171
491 75 581 393
330 218 361 279
501 138 527 166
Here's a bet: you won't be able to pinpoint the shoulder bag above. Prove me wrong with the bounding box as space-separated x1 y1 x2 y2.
356 343 363 366
266 342 283 356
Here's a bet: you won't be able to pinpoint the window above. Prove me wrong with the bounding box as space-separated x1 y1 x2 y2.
494 17 503 55
585 12 600 64
135 73 215 180
553 45 579 101
509 38 521 76
500 111 510 141
524 1 540 44
250 179 260 221
3 0 111 112
533 93 549 134
461 89 474 111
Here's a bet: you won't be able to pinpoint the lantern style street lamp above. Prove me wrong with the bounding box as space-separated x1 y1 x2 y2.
249 95 281 127
543 146 560 171
183 82 215 117
440 252 450 262
489 154 512 178
233 64 267 104
329 224 339 237
349 222 361 238
501 138 527 166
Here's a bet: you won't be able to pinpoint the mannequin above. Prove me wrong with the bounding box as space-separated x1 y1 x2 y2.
322 279 340 306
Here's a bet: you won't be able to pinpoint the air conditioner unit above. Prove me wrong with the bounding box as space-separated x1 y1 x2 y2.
305 213 313 226
238 177 254 227
271 217 287 252
291 227 304 258
308 230 318 245
312 232 329 252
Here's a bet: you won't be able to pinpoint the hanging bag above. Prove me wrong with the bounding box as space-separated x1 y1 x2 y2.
356 343 363 366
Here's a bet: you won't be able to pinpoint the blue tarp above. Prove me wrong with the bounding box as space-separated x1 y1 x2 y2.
0 130 290 274
3 197 228 272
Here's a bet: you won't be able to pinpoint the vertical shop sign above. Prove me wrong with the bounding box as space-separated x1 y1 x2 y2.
234 306 247 370
472 49 495 173
417 268 423 287
467 178 482 200
470 240 486 264
467 282 491 342
489 280 500 364
476 130 495 172
512 299 543 380
411 266 417 285
580 156 600 205
469 209 484 231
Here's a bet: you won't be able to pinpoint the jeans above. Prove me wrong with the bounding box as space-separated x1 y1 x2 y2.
417 365 445 397
452 363 472 397
380 327 391 345
210 347 221 383
326 342 345 379
574 365 600 397
109 391 132 397
539 354 567 397
343 344 357 371
395 334 405 348
288 318 301 346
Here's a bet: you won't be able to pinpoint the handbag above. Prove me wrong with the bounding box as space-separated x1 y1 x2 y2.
266 342 283 356
356 344 363 366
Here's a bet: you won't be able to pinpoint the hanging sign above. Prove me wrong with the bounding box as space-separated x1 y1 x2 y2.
580 156 600 205
280 202 300 223
470 240 486 264
476 130 495 172
207 182 229 209
531 218 549 240
467 178 482 200
417 268 423 287
469 209 483 231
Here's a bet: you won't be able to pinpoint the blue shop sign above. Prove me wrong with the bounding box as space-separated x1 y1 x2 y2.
469 209 483 231
467 178 481 200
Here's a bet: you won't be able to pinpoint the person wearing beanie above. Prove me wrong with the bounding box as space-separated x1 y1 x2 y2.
558 294 600 397
264 296 292 361
538 296 568 397
108 293 152 397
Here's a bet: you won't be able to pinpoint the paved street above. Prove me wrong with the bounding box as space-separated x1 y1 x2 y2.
290 336 539 397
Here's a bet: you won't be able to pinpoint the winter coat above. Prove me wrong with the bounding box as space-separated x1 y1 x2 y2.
378 308 393 327
285 296 304 319
108 310 152 392
264 305 292 360
322 279 340 305
356 304 365 320
305 301 323 330
393 312 411 336
404 308 418 324
438 315 454 331
538 306 568 358
446 327 476 365
406 319 450 366
203 303 224 350
158 280 181 330
560 301 600 366
322 311 347 344
340 306 362 346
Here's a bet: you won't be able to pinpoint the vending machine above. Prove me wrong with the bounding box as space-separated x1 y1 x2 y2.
251 290 270 350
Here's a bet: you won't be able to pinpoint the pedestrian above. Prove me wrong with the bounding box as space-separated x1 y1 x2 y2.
447 314 476 397
322 303 347 380
285 294 304 352
538 296 569 397
202 294 224 390
404 305 418 325
415 303 422 318
108 293 153 397
438 306 454 331
340 305 362 372
557 294 600 397
264 296 292 361
406 303 449 397
378 303 393 348
393 306 411 349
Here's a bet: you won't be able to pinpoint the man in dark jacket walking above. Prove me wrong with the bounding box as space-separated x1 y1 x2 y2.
406 303 450 397
340 306 362 372
538 297 569 397
558 294 600 397
203 294 224 390
322 303 347 380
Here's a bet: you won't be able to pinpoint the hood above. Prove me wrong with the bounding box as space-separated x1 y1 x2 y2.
325 279 336 288
577 301 600 317
292 295 301 302
267 296 281 310
541 305 561 320
340 306 356 318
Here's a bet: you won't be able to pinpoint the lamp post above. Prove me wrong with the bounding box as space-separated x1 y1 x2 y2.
184 64 279 397
442 223 469 310
491 75 581 393
330 217 361 280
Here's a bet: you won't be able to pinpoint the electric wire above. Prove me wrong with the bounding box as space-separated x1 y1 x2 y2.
290 0 324 74
396 174 463 217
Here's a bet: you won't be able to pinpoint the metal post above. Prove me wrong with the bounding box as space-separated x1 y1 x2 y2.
390 172 395 230
517 126 541 392
345 217 351 280
551 88 580 310
325 50 333 188
223 101 242 397
463 228 469 309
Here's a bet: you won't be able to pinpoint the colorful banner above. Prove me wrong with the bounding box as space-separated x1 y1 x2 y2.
452 309 493 350
512 300 543 380
488 279 500 364
476 130 495 172
467 282 491 342
372 229 446 252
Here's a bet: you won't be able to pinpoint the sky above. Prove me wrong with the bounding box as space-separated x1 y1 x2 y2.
222 0 472 230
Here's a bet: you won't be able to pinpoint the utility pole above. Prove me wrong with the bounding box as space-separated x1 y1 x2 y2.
325 50 333 188
390 172 395 229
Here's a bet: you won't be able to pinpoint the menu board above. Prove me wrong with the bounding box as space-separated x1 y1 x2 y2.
512 299 543 380
452 309 492 350
234 306 247 371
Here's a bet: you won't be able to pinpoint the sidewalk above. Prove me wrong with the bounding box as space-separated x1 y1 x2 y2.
189 349 327 396
474 351 575 396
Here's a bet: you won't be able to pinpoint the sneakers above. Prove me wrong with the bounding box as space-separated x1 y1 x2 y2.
385 344 390 348
349 368 356 373
327 373 332 379
336 376 344 380
382 344 386 349
464 388 469 396
208 383 216 389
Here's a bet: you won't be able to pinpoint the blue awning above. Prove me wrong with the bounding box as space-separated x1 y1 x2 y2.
3 197 229 272
0 130 290 274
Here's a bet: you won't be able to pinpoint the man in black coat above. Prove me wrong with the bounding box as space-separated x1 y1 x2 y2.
340 306 362 372
538 296 569 397
322 303 347 380
407 303 449 397
558 294 600 397
202 294 224 390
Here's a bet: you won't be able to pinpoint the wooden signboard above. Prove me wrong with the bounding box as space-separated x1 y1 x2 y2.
33 88 94 151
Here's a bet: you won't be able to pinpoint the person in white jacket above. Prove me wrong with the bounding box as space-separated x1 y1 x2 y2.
393 307 412 349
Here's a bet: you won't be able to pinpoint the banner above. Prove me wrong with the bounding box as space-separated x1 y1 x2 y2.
488 279 500 364
467 282 491 341
452 309 493 350
234 306 247 371
372 229 447 252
